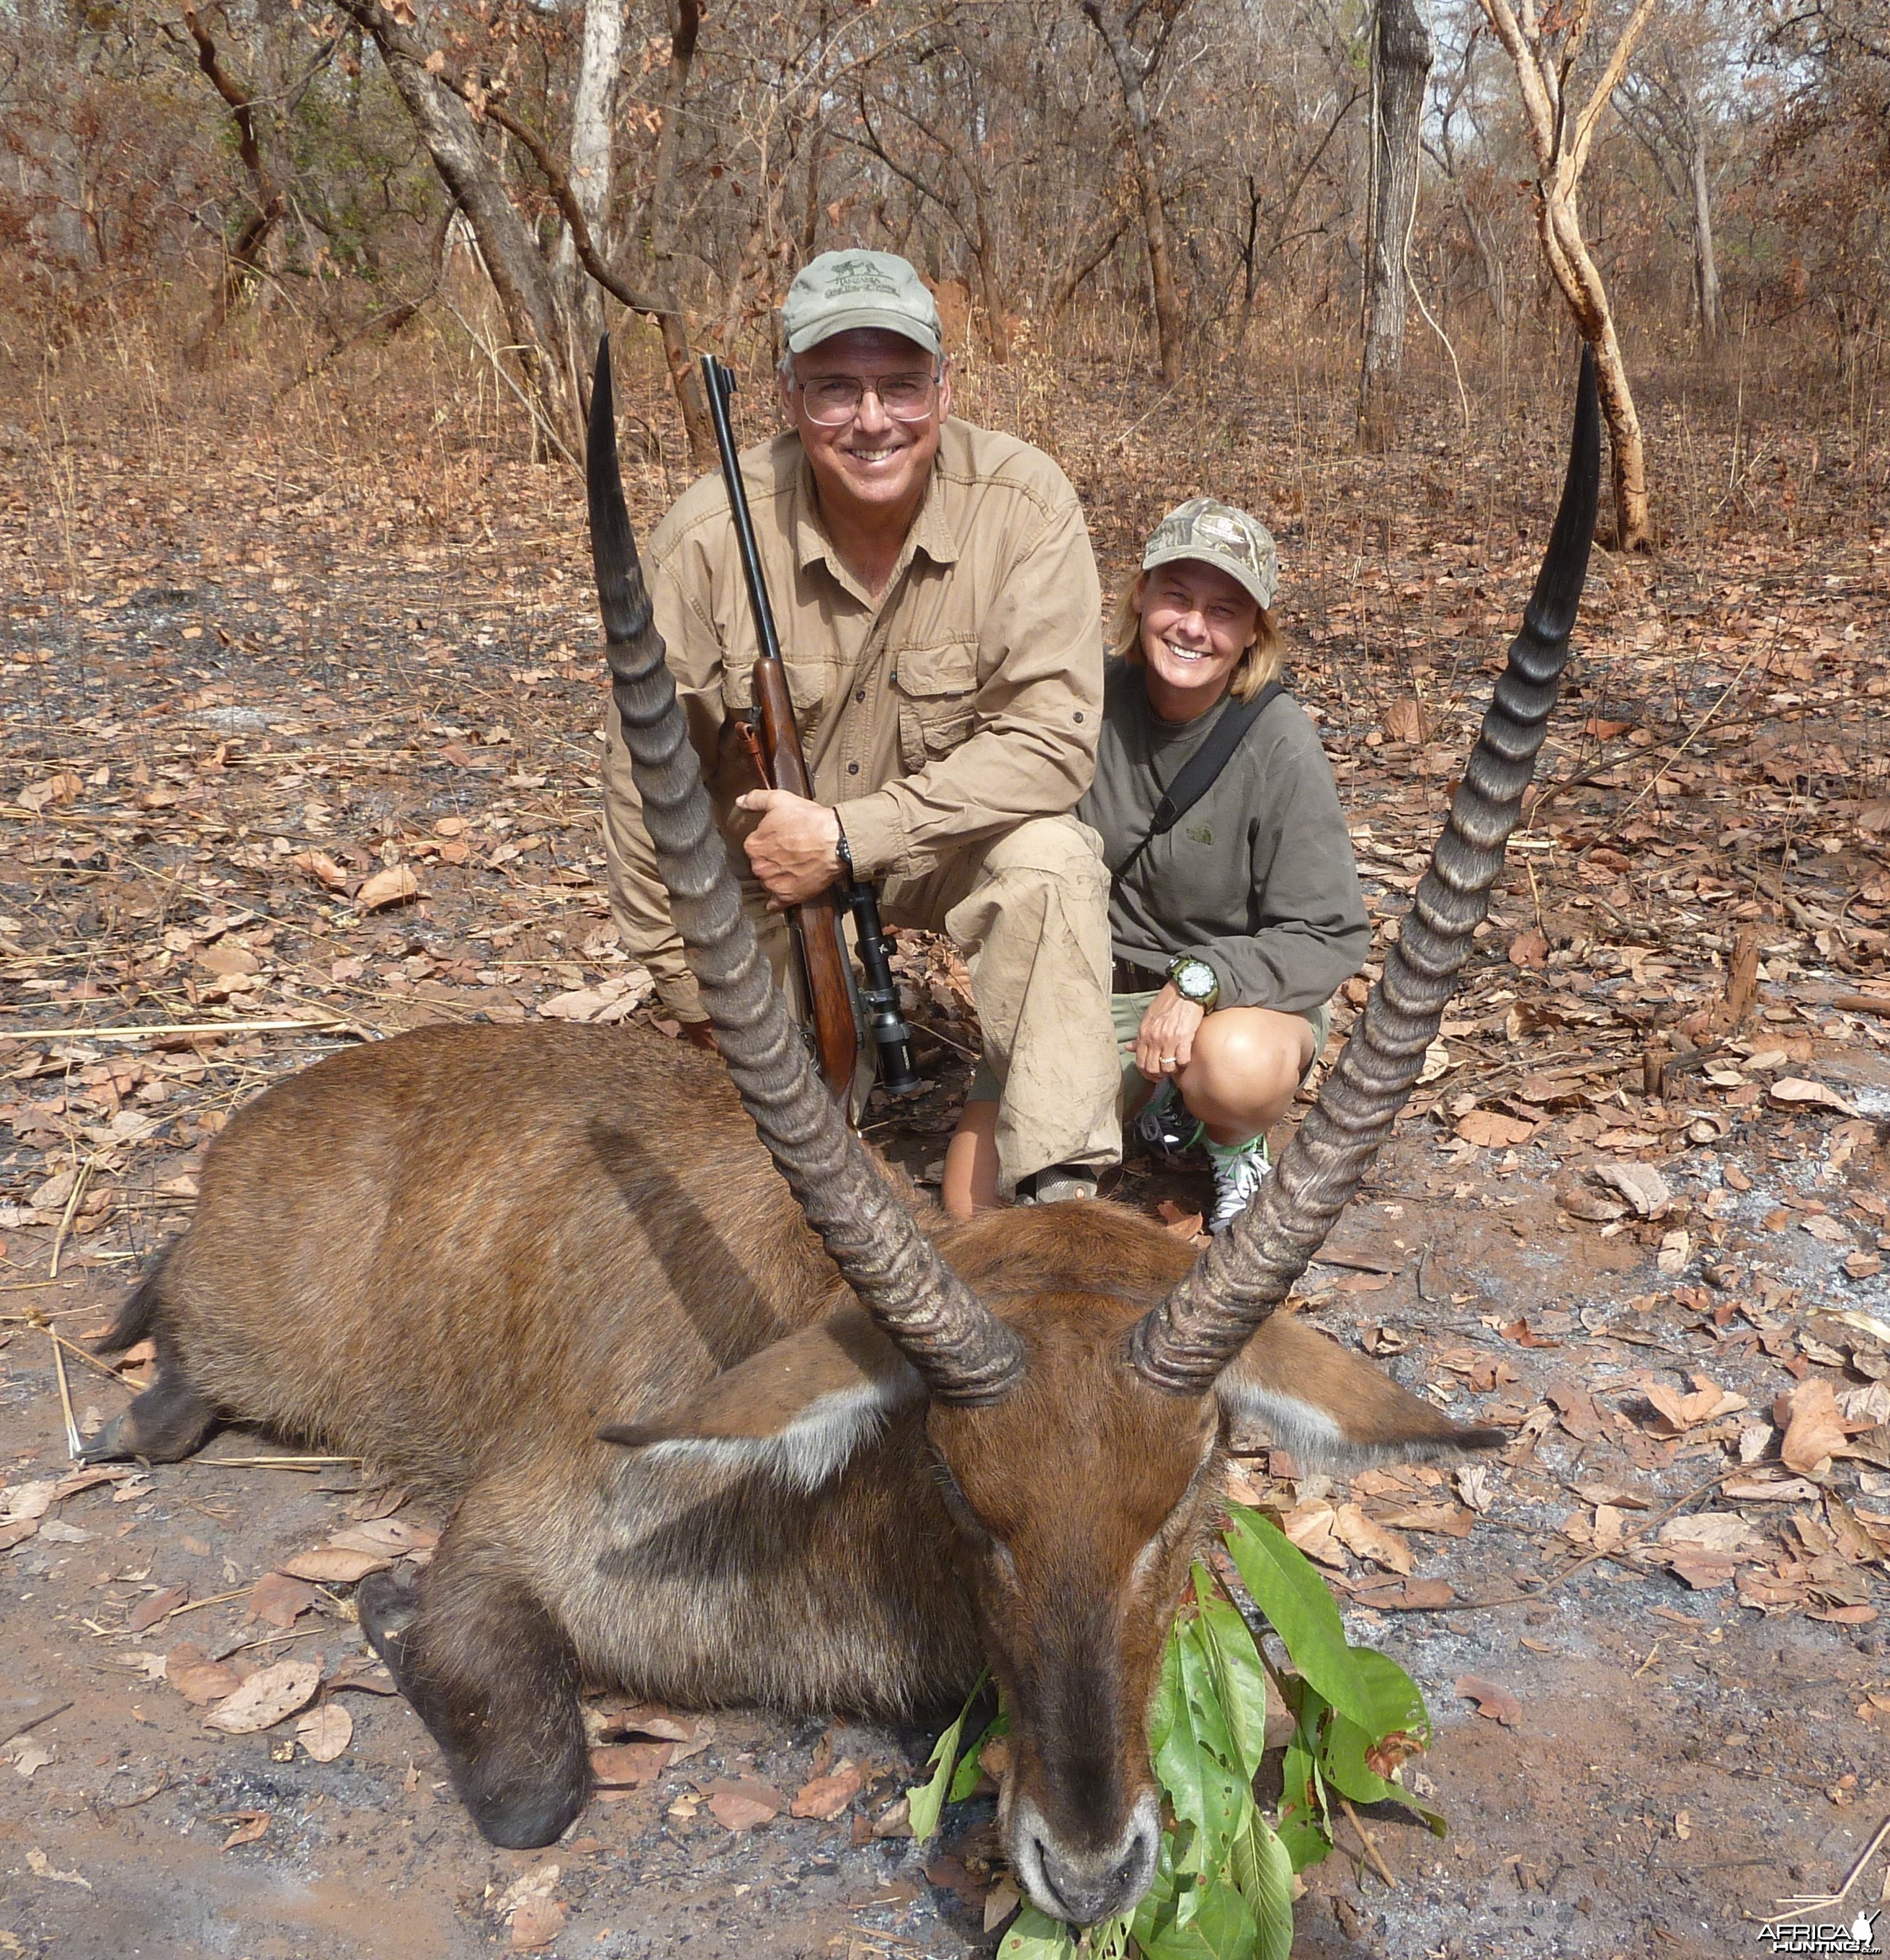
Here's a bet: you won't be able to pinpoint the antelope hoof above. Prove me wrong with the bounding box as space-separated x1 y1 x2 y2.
356 1569 419 1667
80 1373 217 1464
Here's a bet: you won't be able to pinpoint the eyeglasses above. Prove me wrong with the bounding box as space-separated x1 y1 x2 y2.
791 372 942 427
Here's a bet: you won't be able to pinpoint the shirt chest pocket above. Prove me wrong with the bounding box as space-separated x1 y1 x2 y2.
893 640 979 770
720 657 831 751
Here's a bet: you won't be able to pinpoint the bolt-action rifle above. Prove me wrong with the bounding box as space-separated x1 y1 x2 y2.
700 354 921 1112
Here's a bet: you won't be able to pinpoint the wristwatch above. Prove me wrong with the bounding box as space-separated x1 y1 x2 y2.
1167 955 1219 1011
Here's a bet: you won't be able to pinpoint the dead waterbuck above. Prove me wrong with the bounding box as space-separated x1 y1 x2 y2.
89 344 1599 1926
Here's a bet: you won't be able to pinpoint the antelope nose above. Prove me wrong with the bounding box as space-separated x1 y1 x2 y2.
1030 1806 1161 1925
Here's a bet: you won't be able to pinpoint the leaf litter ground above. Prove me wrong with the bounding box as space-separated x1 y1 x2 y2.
1 333 1888 1959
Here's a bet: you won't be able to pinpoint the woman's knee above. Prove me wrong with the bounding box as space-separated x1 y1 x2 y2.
1187 1010 1310 1108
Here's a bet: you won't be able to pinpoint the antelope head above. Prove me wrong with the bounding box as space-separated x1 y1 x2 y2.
588 342 1600 1923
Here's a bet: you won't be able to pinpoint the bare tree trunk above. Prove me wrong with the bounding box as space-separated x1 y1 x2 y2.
331 0 579 456
1688 130 1722 347
970 197 1011 362
1079 0 1185 387
178 6 285 360
1357 0 1433 449
1046 205 1129 321
1476 0 1658 550
638 0 715 471
1538 187 1649 548
556 0 625 348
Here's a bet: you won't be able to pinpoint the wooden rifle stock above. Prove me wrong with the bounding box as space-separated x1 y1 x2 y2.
700 354 859 1108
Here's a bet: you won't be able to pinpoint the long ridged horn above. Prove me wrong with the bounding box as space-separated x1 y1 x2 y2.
1133 347 1602 1395
587 339 1025 1405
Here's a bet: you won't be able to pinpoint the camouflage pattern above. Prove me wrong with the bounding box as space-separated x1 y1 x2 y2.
781 250 943 360
1139 497 1279 612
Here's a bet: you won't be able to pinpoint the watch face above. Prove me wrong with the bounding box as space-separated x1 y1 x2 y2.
1174 959 1215 1003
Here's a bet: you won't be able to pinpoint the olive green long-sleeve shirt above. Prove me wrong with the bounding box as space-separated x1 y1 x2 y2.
602 417 1104 1005
1077 660 1369 1012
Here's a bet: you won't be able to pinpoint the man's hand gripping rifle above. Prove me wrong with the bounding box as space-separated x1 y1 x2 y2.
700 353 920 1112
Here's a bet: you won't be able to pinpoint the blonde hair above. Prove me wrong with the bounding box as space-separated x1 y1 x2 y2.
1110 569 1284 701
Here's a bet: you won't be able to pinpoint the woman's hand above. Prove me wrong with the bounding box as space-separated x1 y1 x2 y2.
1135 984 1207 1081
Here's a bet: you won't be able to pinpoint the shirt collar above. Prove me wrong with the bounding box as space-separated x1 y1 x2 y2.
789 429 962 590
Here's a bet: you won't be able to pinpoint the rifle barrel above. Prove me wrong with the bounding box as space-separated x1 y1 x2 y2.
702 356 783 668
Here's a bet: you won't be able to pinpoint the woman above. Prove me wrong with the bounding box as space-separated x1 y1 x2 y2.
942 498 1368 1231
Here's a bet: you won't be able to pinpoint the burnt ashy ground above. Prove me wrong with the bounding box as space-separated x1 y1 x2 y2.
2 334 1889 1959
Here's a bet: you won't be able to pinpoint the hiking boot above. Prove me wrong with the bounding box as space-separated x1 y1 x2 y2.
1131 1082 1202 1157
1205 1133 1270 1235
1016 1164 1099 1206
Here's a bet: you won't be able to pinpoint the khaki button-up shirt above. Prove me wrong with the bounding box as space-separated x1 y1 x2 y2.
628 416 1102 883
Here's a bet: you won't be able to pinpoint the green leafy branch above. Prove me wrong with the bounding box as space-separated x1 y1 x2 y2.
909 1503 1445 1959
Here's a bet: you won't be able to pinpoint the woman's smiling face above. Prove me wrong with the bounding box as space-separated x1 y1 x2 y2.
1135 559 1260 720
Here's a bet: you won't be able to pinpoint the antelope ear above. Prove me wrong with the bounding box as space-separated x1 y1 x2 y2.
1216 1312 1505 1468
599 1308 923 1491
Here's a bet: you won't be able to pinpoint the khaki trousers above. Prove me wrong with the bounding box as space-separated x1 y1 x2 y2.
880 815 1120 1198
603 731 1119 1197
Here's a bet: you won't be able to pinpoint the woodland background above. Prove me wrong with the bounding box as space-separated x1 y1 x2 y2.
4 1 1890 1956
0 0 1885 524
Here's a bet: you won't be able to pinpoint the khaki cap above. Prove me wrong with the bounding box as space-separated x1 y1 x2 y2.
780 250 943 360
1141 497 1279 612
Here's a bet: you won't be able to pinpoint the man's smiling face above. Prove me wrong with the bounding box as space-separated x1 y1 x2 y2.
783 328 949 533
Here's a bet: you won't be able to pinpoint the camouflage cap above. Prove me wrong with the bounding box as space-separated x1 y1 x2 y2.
1141 498 1279 612
780 250 942 360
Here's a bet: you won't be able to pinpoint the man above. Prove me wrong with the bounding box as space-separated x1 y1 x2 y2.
601 249 1118 1204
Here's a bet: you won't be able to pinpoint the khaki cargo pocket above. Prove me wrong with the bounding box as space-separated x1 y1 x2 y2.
894 641 979 770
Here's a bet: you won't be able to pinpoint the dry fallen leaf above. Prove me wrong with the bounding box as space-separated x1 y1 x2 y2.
280 1546 389 1585
355 864 421 912
589 1742 672 1791
1658 1514 1760 1556
1644 1375 1748 1434
703 1777 784 1832
246 1572 320 1626
1280 1502 1345 1569
126 1585 188 1634
1781 1379 1849 1478
1592 1162 1672 1219
292 849 351 891
1376 1501 1476 1538
510 1900 569 1952
984 1875 1023 1932
1456 1676 1522 1726
491 1866 561 1920
294 1701 353 1763
220 1811 270 1850
1382 695 1427 744
203 1657 323 1734
1769 1077 1857 1115
165 1644 243 1706
25 1848 91 1889
491 1866 568 1950
325 1518 440 1559
1331 1502 1414 1574
1155 1198 1205 1240
1349 1575 1456 1610
791 1762 867 1820
1665 1551 1739 1590
1456 1108 1535 1149
1 1481 57 1523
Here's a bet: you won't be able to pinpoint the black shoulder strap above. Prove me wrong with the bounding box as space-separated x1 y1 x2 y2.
1110 680 1285 882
